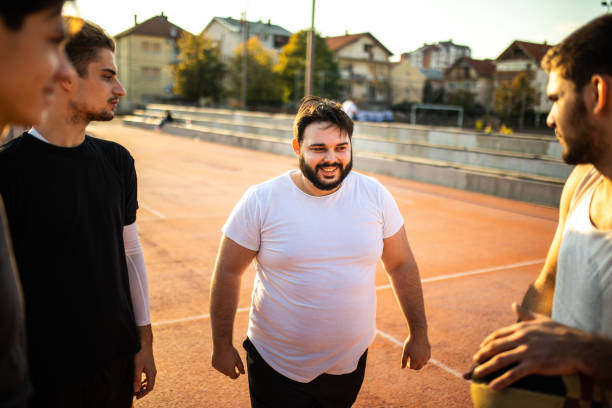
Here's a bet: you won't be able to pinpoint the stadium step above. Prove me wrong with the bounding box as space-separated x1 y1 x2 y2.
123 113 565 207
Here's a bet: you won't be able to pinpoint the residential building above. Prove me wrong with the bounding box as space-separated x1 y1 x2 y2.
404 40 471 72
444 57 496 111
201 16 291 62
326 32 393 109
494 40 553 114
115 13 188 110
390 54 426 104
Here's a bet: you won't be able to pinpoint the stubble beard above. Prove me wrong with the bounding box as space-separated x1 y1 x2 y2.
299 153 353 191
561 98 600 165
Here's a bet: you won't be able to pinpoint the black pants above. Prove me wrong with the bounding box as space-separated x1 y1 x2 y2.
243 338 367 408
28 353 134 408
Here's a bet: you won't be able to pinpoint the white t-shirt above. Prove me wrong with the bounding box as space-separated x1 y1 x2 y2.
222 170 404 382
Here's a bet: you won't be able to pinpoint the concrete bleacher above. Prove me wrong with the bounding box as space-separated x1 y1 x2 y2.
123 104 571 207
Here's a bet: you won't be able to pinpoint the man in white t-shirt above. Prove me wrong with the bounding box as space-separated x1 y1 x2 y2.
210 96 430 407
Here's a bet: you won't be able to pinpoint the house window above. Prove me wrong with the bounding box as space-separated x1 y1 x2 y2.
141 67 161 80
141 41 161 54
274 35 289 49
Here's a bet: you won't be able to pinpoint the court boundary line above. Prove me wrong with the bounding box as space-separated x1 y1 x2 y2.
153 259 544 328
375 259 545 290
140 203 167 219
375 329 463 379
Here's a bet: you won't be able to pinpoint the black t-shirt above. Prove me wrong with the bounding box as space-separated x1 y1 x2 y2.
0 197 30 408
0 133 140 386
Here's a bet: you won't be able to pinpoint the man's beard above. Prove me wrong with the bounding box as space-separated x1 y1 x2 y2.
299 153 353 191
561 98 600 165
86 110 114 122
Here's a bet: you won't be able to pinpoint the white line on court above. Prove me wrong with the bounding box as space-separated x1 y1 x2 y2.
139 203 167 219
152 307 250 327
375 259 545 290
153 259 545 327
375 329 463 379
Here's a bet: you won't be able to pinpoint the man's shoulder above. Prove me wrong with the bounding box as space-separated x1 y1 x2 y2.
249 172 292 193
0 134 28 157
86 135 133 161
347 171 387 191
559 164 598 216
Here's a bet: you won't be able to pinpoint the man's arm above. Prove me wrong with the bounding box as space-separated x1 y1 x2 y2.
123 222 156 399
381 226 430 370
471 303 612 389
210 235 257 379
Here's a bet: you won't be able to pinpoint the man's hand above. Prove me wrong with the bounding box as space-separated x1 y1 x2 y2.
468 302 584 390
212 344 245 379
134 325 157 399
402 332 430 370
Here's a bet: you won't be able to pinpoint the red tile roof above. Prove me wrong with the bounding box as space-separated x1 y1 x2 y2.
466 58 495 78
496 40 553 63
115 15 188 40
325 32 393 56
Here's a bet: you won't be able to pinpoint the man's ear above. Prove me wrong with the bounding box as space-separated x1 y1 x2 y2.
58 76 74 93
588 74 609 116
292 138 300 156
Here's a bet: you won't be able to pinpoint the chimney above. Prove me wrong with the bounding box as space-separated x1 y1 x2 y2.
345 29 348 35
161 11 165 18
267 19 271 25
134 14 138 25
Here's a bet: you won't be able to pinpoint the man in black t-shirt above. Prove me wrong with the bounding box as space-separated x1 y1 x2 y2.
0 20 156 408
0 2 74 407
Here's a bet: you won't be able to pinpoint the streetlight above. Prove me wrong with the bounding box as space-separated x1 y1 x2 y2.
603 1 611 14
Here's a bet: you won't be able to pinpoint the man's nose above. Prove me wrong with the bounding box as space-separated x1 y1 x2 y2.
114 79 127 97
546 109 556 128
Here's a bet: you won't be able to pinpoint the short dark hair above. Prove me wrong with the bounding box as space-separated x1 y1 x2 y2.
542 14 612 91
65 20 115 77
0 1 67 30
293 96 354 144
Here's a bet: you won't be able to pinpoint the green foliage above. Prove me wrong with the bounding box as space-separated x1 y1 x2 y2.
173 33 226 103
275 30 340 104
493 72 537 122
228 37 283 108
422 80 444 104
446 89 477 113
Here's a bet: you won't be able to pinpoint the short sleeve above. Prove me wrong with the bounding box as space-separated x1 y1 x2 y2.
124 155 138 226
380 184 404 238
222 187 261 251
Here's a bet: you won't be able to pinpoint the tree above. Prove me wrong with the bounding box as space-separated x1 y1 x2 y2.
493 72 537 128
422 80 445 104
446 89 478 114
275 30 340 105
228 37 283 108
173 33 226 104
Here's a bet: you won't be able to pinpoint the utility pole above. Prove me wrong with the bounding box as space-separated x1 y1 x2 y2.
305 0 315 97
603 1 611 14
241 11 248 109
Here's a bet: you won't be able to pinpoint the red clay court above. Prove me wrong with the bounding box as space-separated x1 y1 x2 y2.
89 120 558 407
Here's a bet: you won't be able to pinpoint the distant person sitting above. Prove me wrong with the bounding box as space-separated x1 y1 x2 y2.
342 98 358 120
158 110 175 129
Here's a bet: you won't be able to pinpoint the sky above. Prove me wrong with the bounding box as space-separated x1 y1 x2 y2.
70 0 606 60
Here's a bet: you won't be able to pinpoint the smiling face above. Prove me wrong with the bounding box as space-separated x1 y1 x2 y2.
0 7 73 128
546 70 601 165
294 121 352 195
69 47 125 123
